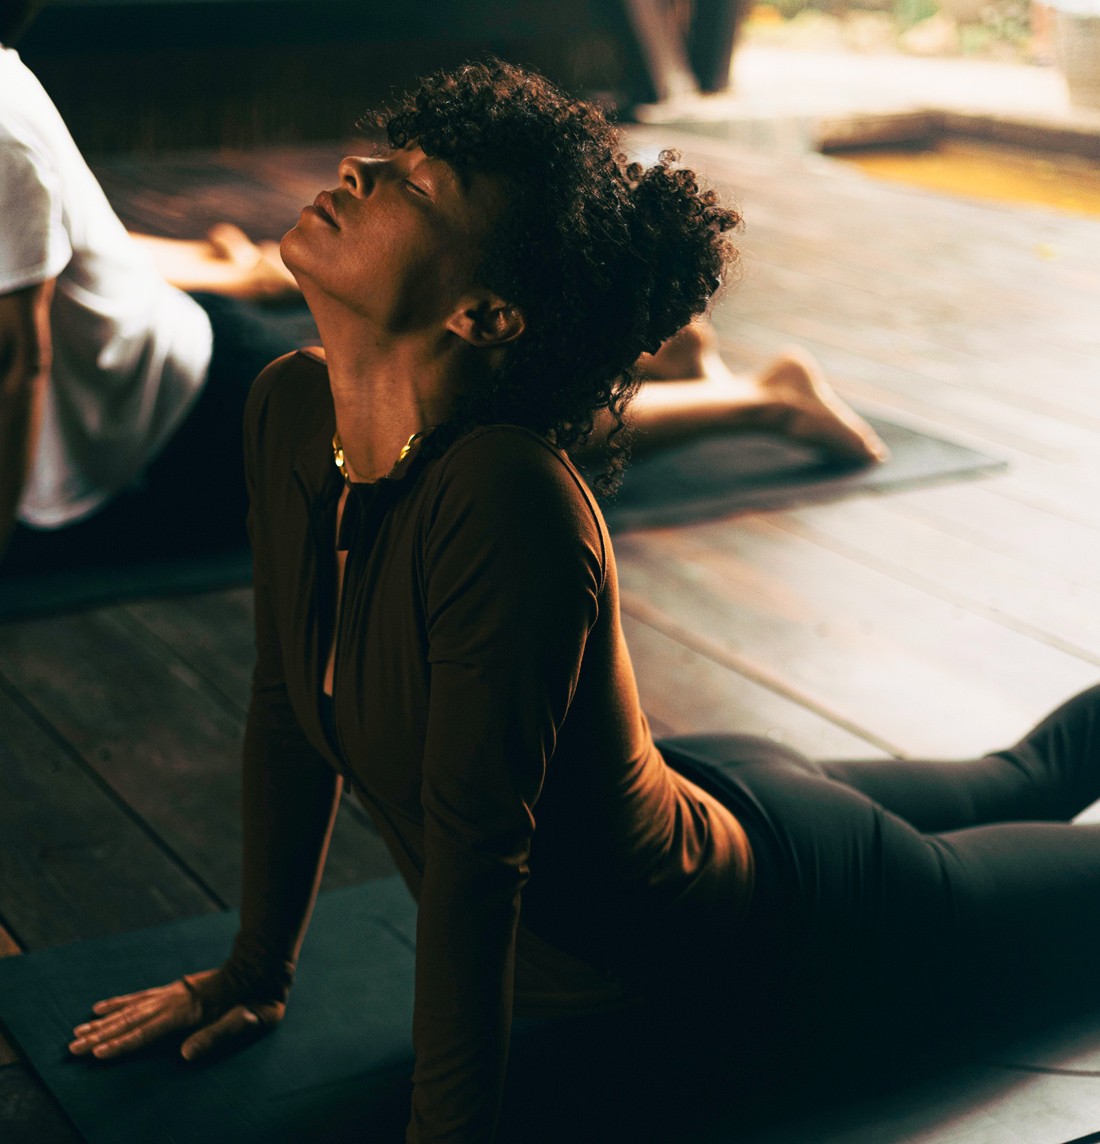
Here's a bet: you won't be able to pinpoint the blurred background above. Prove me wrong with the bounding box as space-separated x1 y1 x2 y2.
10 0 1099 153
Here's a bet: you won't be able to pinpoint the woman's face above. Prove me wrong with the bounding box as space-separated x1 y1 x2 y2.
281 145 503 336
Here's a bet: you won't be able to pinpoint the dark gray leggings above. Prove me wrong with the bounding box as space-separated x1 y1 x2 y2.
657 683 1100 1043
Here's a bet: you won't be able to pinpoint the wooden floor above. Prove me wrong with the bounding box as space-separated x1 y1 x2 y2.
1 125 1099 1141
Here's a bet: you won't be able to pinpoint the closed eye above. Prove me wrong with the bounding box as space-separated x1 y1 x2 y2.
404 179 430 199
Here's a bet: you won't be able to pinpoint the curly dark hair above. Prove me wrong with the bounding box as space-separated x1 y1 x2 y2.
362 59 741 492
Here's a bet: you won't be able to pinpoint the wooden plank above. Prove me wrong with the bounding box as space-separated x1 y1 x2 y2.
715 330 1100 528
632 126 1100 288
894 482 1100 593
986 464 1100 534
0 611 396 910
727 319 1100 465
121 588 256 716
719 257 1100 422
615 517 1098 758
624 613 890 759
778 497 1100 667
722 321 1100 469
0 1066 81 1144
120 589 398 858
91 152 308 241
0 682 216 950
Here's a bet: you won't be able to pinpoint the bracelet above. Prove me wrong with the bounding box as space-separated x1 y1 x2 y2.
179 974 207 1020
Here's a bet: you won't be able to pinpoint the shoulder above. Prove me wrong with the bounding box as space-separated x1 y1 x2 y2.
437 424 588 493
426 425 607 573
0 53 62 181
434 425 597 515
243 348 331 472
0 132 70 291
245 348 329 436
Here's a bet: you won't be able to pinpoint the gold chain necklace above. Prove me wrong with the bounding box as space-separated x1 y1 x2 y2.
331 429 428 486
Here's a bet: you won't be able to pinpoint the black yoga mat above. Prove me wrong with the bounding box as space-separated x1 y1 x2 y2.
0 878 741 1144
1 875 1098 1144
0 879 418 1144
599 413 1006 531
0 547 254 623
0 415 1003 621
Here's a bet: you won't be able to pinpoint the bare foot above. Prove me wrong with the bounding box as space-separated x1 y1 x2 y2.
757 348 889 465
641 322 888 465
205 223 300 303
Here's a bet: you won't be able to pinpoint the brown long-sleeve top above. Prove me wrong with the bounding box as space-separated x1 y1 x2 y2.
227 350 754 1143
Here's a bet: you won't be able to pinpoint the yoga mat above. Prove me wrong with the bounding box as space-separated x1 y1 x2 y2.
599 414 1006 531
0 548 254 623
0 878 418 1144
0 414 1004 622
0 878 723 1144
1 875 1098 1144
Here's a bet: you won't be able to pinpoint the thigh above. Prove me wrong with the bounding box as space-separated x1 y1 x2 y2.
662 733 1100 1034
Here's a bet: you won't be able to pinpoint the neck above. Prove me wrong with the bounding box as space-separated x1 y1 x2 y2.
312 303 463 484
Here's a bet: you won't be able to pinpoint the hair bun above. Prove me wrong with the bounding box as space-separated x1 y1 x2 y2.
625 151 741 354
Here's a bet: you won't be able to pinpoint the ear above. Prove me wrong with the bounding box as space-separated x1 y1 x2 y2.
445 295 526 348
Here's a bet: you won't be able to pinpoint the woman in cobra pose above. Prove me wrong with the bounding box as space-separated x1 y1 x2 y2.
68 60 1100 1143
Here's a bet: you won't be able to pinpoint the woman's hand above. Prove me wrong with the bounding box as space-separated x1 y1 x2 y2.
67 969 285 1062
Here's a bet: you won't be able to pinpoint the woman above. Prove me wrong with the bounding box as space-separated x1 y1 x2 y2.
67 61 1100 1142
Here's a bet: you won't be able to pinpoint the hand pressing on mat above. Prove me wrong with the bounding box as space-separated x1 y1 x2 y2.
67 969 284 1062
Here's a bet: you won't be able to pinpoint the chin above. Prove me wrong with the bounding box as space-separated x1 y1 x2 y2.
279 227 306 273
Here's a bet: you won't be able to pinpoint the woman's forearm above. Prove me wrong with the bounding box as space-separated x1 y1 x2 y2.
216 702 342 1007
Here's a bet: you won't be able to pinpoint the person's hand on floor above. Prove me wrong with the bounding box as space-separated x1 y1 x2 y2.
67 968 285 1062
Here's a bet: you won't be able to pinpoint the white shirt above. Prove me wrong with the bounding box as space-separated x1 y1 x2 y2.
0 45 213 528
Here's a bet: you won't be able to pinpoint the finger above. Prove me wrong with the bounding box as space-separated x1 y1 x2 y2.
70 996 182 1055
73 994 167 1039
89 986 172 1016
84 1007 185 1060
181 1005 268 1062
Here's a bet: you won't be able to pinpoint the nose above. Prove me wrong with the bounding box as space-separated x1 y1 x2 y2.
338 156 376 196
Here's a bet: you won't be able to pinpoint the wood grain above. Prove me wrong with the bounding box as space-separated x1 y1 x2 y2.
0 682 215 950
624 613 891 759
0 609 396 910
617 518 1098 758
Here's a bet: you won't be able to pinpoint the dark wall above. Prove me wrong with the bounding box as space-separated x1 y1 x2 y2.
18 0 652 152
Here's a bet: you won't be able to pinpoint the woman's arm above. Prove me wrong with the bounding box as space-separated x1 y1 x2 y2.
69 364 340 1059
191 363 343 1015
411 430 604 1142
68 571 341 1059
